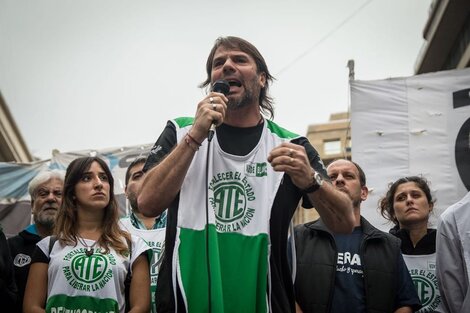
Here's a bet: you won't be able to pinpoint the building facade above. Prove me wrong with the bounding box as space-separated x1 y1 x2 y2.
0 92 32 163
415 0 470 74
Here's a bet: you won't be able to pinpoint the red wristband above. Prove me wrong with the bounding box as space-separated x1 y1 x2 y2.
184 135 199 152
186 133 202 146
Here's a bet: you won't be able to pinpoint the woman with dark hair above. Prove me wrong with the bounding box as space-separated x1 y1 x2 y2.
379 176 441 312
24 157 150 313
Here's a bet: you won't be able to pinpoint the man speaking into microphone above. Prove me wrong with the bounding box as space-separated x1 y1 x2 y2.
138 36 354 313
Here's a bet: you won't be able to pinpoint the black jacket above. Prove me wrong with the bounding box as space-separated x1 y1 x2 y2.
389 226 436 255
8 227 42 313
0 227 17 308
294 217 421 313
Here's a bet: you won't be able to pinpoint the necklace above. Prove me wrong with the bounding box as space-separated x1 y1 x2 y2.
77 236 98 257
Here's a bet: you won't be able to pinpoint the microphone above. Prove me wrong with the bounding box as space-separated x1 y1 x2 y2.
208 80 230 141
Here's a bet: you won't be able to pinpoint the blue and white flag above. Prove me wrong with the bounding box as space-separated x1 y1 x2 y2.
0 144 152 237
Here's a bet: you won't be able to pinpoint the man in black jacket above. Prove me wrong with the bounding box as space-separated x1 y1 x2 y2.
294 159 421 313
8 170 64 313
0 226 17 307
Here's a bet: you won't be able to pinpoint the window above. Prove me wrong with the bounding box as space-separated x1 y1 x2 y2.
324 140 341 155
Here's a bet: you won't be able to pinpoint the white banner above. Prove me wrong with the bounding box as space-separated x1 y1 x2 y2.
350 68 470 231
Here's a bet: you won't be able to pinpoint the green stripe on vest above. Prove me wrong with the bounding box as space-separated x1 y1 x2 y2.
266 120 300 139
174 117 195 128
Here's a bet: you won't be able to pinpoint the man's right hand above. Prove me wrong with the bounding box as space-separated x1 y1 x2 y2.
190 92 228 143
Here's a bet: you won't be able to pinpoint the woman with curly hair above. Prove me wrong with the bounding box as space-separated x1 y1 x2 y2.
24 156 150 313
379 176 441 312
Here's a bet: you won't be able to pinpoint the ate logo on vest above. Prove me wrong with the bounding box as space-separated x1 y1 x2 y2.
62 248 115 292
409 268 441 313
148 240 165 277
209 170 257 232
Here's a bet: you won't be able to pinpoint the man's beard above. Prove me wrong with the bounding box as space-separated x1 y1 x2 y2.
128 193 140 213
352 198 362 208
35 213 55 229
337 187 362 207
227 87 254 110
226 76 261 110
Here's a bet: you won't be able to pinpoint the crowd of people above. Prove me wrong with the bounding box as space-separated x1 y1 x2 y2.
0 36 469 313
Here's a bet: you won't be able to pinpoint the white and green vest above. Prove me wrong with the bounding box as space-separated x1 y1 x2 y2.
172 117 300 313
120 218 166 313
37 235 150 313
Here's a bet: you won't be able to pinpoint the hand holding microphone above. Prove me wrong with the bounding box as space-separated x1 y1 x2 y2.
208 80 230 141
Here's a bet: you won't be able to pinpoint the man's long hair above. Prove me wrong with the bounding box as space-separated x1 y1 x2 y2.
54 156 130 256
200 36 275 119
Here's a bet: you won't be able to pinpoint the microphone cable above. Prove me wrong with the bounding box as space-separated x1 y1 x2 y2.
205 135 213 313
204 80 230 313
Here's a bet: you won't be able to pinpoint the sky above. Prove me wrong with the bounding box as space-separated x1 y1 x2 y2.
0 0 432 160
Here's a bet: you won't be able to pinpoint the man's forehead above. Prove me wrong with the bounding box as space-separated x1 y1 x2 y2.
327 160 357 173
37 178 63 189
130 163 145 175
213 47 252 59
